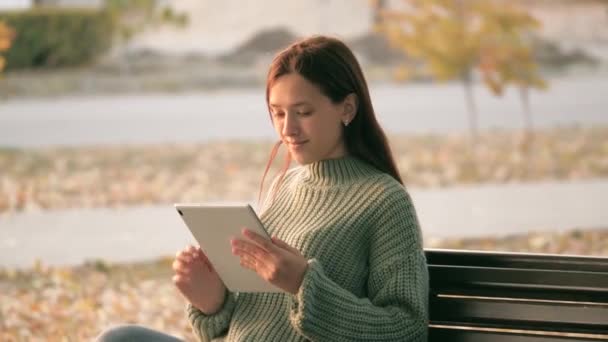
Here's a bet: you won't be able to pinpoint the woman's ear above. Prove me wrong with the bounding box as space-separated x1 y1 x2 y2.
342 93 358 124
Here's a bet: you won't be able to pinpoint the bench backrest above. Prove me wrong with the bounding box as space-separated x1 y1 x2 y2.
425 249 608 342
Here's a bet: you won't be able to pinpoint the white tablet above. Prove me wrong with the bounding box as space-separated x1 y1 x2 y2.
174 203 282 293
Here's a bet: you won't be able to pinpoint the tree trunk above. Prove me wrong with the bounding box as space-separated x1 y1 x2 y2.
462 72 479 145
520 85 533 134
519 85 534 167
372 0 387 26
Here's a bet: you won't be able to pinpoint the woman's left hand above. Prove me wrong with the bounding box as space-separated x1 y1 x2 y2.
231 228 308 295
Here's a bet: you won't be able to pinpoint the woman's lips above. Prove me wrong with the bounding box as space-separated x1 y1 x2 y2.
288 140 308 149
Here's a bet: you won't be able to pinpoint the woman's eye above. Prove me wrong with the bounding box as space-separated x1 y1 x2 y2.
298 111 312 116
273 112 285 118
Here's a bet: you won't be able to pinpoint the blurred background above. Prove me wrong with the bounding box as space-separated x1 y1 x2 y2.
1 0 607 340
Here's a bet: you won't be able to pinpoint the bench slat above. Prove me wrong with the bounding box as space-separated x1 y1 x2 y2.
426 249 608 273
431 286 608 304
429 327 605 342
430 295 608 333
429 265 608 292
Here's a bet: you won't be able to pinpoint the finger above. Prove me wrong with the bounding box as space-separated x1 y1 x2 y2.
233 243 274 275
194 250 214 271
180 253 213 274
176 247 196 261
172 274 191 286
175 267 191 277
172 259 192 275
176 252 193 264
178 245 196 255
242 228 275 252
174 256 202 272
172 259 183 272
192 248 208 262
232 239 268 262
176 249 186 259
233 244 261 263
239 258 256 271
186 244 196 252
189 246 210 263
180 247 214 273
271 236 300 254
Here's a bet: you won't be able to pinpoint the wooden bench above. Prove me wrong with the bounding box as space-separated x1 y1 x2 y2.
426 249 608 341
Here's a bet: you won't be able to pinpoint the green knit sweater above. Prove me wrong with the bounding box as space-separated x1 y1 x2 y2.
187 156 429 341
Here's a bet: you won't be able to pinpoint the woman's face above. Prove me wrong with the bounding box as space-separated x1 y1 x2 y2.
268 73 355 165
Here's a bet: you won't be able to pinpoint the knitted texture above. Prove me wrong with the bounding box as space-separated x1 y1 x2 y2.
187 156 429 341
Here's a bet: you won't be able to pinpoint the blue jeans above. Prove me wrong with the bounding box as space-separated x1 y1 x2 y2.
95 325 185 342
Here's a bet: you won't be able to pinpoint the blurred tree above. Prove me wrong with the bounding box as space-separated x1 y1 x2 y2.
477 2 547 138
378 0 485 143
369 0 388 26
103 0 188 76
376 0 546 143
0 21 16 74
104 0 188 43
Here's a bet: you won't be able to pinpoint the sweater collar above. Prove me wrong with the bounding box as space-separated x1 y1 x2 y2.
300 156 377 186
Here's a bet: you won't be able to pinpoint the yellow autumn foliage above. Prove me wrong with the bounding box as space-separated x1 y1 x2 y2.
376 0 546 93
0 20 16 73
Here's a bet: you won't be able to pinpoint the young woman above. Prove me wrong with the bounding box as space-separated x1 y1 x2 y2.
96 35 429 342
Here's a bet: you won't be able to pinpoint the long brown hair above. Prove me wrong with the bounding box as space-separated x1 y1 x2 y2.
259 35 403 205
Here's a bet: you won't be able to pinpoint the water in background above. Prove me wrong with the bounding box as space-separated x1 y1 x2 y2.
1 76 607 147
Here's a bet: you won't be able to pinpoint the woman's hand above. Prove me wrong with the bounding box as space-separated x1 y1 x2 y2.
172 245 227 315
231 228 308 295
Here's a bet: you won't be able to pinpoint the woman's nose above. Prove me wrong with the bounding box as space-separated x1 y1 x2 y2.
282 113 298 137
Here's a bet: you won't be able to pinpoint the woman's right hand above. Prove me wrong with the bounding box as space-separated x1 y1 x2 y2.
172 245 226 315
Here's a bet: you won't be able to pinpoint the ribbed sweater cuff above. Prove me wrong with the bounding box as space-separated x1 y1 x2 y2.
186 291 236 342
289 258 322 336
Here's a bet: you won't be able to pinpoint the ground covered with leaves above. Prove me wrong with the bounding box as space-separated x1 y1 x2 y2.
1 228 607 341
1 126 607 215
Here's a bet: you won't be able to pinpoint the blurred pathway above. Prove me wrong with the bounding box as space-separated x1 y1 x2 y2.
1 179 607 268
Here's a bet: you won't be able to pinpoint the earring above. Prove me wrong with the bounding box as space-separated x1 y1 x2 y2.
343 120 349 127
